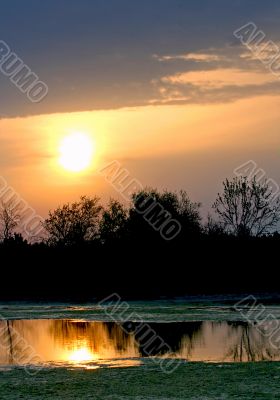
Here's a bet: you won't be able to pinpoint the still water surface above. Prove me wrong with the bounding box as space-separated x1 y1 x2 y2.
0 320 279 368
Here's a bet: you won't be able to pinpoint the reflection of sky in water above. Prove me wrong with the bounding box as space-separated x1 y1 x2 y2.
0 320 279 368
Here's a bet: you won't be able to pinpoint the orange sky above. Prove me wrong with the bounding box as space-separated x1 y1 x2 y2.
1 93 280 218
1 0 280 223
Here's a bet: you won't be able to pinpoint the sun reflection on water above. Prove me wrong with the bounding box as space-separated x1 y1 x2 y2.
68 347 94 362
62 340 97 364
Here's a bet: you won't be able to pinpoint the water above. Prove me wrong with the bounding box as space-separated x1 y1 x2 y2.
0 319 279 369
1 300 280 399
1 295 280 321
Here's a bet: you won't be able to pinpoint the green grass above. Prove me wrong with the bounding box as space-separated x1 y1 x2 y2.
0 361 280 399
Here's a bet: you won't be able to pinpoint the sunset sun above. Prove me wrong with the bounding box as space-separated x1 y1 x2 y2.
59 132 94 172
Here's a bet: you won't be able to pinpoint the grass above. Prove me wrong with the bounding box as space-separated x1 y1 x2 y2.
0 361 280 399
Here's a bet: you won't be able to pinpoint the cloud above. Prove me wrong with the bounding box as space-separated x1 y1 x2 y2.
2 44 280 117
161 68 274 87
155 52 226 62
149 45 280 105
2 1 280 117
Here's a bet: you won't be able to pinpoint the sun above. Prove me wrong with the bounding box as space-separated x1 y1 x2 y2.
59 132 94 172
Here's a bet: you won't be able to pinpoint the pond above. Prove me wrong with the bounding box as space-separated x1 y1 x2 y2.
0 319 279 369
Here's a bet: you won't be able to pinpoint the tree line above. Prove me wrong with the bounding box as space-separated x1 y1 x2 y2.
1 175 280 246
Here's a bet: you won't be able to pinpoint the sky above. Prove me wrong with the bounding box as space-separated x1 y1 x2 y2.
0 0 280 219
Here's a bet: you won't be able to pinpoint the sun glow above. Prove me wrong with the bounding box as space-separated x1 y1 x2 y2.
68 346 94 362
59 132 94 172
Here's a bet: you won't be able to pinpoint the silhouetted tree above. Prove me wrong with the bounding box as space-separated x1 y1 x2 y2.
43 196 102 245
3 233 28 247
99 199 128 242
213 176 280 236
204 215 226 237
128 188 201 239
0 201 20 241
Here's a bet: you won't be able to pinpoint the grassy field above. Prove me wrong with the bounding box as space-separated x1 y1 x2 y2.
0 361 280 399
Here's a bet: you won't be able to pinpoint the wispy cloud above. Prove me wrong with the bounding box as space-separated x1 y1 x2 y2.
150 45 280 105
161 68 274 87
154 52 226 62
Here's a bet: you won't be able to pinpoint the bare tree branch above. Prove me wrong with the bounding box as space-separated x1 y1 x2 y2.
212 176 280 236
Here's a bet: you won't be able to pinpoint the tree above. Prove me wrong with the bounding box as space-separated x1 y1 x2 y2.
43 196 102 245
99 199 128 242
129 188 201 239
0 201 20 241
212 176 280 237
173 190 202 234
204 214 226 237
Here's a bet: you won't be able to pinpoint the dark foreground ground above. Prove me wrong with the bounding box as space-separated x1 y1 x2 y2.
1 361 280 400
